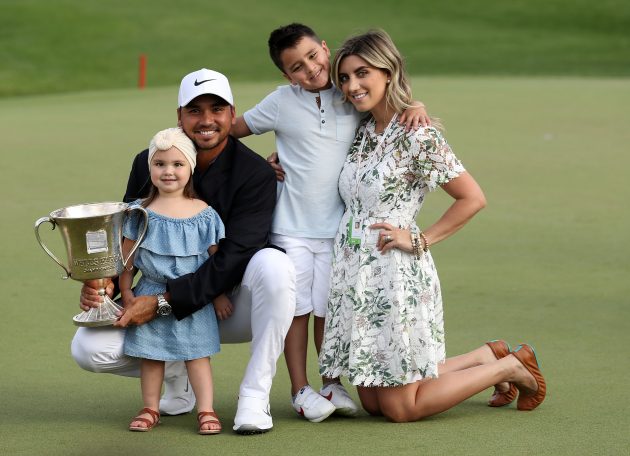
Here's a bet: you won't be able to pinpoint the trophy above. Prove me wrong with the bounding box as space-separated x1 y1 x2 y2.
35 202 148 327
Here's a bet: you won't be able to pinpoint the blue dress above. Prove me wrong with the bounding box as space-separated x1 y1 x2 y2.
122 200 224 361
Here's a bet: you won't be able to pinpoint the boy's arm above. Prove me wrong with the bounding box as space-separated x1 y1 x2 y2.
230 116 253 138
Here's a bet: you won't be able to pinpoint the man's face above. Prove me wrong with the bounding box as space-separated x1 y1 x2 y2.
177 94 235 153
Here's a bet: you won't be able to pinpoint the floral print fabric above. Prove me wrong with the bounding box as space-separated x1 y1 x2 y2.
319 116 465 387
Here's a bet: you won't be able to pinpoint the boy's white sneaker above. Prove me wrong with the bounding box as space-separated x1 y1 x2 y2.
292 385 336 422
320 382 360 417
233 396 273 435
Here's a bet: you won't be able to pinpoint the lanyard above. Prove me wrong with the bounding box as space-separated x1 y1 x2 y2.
354 113 398 203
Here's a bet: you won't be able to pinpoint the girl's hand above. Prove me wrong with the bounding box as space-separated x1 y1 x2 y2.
214 294 234 320
370 223 413 254
398 102 431 131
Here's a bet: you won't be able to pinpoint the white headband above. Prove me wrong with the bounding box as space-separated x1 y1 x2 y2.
148 127 196 173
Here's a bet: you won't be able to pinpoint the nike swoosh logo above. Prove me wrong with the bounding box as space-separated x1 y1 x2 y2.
194 78 216 86
263 405 272 417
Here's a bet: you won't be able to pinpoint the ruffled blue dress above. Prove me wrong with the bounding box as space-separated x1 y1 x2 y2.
122 200 224 361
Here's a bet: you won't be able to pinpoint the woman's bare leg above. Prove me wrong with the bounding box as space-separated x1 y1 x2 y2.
439 344 511 394
354 344 511 417
376 355 537 422
357 386 383 416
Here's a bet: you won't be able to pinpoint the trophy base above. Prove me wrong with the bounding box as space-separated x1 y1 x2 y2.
73 296 123 327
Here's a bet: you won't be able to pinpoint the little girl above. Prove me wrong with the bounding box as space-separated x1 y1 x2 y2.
120 127 231 434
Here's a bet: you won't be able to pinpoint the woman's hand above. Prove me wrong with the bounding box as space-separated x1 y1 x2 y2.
370 223 413 254
79 279 114 311
214 294 234 321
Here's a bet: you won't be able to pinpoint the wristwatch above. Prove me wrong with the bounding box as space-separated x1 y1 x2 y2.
156 293 172 317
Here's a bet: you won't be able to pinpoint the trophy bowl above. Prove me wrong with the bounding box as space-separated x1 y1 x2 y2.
35 202 148 327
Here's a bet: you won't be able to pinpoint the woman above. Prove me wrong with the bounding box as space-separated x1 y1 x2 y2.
318 30 546 421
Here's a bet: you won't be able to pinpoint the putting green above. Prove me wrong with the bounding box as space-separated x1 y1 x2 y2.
1 77 628 455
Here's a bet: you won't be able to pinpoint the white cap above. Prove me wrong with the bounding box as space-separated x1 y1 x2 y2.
178 68 234 107
148 127 196 174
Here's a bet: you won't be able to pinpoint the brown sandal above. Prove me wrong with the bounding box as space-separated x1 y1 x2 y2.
129 407 160 432
198 411 222 435
486 340 518 407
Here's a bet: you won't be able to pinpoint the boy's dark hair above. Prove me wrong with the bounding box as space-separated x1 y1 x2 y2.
268 23 321 72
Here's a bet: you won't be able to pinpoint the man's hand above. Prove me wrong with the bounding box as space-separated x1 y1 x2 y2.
80 279 115 311
120 289 135 309
266 152 285 182
114 295 158 327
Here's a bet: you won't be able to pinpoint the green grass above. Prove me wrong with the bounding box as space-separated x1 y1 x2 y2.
1 0 629 97
1 77 629 455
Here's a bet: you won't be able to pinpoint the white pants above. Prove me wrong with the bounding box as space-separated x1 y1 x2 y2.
270 234 333 318
71 248 296 400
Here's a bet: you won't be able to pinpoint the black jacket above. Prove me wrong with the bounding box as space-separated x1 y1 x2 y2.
123 136 277 320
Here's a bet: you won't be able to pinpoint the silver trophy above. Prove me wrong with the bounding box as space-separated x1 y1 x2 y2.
35 202 148 327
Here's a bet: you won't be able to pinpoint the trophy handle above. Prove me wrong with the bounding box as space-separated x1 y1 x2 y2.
34 216 71 279
122 206 149 268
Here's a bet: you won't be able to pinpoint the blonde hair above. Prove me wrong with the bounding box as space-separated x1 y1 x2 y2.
332 29 442 128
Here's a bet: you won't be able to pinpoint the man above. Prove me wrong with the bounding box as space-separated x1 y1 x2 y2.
71 69 296 434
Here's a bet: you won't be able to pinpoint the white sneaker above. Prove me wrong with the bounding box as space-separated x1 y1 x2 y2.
233 396 273 435
159 362 196 415
320 382 360 417
292 385 336 422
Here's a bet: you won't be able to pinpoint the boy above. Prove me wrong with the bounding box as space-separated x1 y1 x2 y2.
230 23 429 422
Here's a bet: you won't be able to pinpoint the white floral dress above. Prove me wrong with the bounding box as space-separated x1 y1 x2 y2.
319 115 465 387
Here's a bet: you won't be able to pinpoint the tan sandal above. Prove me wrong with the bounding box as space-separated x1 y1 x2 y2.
129 407 160 432
512 344 547 411
197 411 221 435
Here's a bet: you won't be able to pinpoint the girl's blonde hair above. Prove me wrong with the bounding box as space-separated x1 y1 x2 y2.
332 29 442 128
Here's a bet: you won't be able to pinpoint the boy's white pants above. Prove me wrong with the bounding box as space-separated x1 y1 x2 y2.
71 248 296 401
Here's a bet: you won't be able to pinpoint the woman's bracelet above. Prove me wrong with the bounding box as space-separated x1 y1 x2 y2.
419 231 430 252
411 232 422 259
